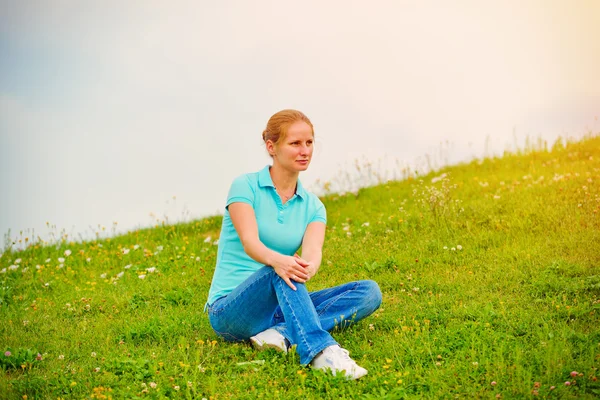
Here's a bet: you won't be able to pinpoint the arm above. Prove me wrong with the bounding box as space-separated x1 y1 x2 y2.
299 221 326 280
228 202 309 290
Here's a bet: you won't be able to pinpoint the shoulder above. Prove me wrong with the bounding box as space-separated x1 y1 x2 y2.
301 189 326 215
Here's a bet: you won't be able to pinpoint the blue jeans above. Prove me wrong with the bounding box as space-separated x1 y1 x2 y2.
207 266 382 365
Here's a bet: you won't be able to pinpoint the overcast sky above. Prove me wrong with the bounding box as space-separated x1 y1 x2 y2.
1 0 599 246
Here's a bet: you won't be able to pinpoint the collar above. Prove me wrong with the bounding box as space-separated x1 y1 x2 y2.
258 165 307 200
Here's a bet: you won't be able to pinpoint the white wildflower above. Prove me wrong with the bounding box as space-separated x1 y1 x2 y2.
451 247 456 251
361 222 370 227
156 246 163 252
134 244 140 250
456 245 463 251
100 273 107 279
64 250 72 257
45 258 51 263
36 265 41 269
122 248 130 255
58 354 64 360
431 173 447 184
493 195 501 200
91 352 97 358
149 382 157 389
203 236 211 243
146 267 157 273
8 265 18 271
0 268 5 274
117 271 124 278
124 264 132 269
22 267 28 273
195 257 200 262
58 257 65 263
15 258 22 264
44 282 50 287
139 274 146 280
86 258 91 263
443 246 448 250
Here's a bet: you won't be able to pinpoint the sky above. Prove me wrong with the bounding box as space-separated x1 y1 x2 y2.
1 0 599 246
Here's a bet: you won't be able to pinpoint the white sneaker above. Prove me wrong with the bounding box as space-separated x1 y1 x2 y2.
250 328 288 353
311 345 368 380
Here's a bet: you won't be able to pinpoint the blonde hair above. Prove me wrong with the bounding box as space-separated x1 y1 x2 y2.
262 109 314 146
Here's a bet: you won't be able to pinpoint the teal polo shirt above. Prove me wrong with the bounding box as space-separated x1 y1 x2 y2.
206 165 327 306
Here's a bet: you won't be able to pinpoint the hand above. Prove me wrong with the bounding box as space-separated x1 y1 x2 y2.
272 254 310 291
294 253 317 280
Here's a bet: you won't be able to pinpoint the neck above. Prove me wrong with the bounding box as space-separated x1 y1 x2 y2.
269 164 299 193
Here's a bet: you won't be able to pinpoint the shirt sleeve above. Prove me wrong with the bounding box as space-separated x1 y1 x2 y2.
226 174 255 208
309 197 327 224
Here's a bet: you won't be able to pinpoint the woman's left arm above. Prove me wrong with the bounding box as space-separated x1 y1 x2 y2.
299 221 326 280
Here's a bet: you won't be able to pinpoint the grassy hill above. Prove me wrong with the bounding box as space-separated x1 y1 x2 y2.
1 135 599 399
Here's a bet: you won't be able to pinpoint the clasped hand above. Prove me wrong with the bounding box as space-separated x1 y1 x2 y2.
273 254 316 290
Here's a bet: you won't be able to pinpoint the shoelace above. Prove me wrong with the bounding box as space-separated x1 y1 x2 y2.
334 347 353 363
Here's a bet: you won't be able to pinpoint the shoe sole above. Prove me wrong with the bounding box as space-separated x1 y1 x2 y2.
249 337 287 353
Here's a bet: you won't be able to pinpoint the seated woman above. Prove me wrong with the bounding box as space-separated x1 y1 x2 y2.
206 109 382 380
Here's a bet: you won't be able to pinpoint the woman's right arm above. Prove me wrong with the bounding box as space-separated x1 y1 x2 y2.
228 202 309 290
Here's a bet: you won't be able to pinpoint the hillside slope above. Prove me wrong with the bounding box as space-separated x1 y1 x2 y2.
1 135 599 398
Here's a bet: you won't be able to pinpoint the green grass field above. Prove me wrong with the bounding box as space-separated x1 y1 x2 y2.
2 135 599 399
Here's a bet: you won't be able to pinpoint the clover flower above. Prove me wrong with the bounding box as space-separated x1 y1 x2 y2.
4 351 11 357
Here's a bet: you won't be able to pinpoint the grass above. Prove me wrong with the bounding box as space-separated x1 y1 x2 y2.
1 134 599 399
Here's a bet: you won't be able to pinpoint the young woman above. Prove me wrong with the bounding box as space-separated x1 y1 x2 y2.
206 109 382 379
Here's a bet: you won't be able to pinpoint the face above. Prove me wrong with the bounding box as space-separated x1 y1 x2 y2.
267 121 314 172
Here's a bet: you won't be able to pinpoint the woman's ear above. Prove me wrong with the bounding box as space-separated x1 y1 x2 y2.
266 140 276 157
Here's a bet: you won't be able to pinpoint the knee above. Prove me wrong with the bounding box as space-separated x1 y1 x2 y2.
360 280 382 312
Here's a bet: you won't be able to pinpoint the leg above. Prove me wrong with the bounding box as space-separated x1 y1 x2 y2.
208 266 337 364
310 280 382 331
271 280 382 334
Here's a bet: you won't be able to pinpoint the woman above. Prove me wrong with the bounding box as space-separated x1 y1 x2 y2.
206 109 382 380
